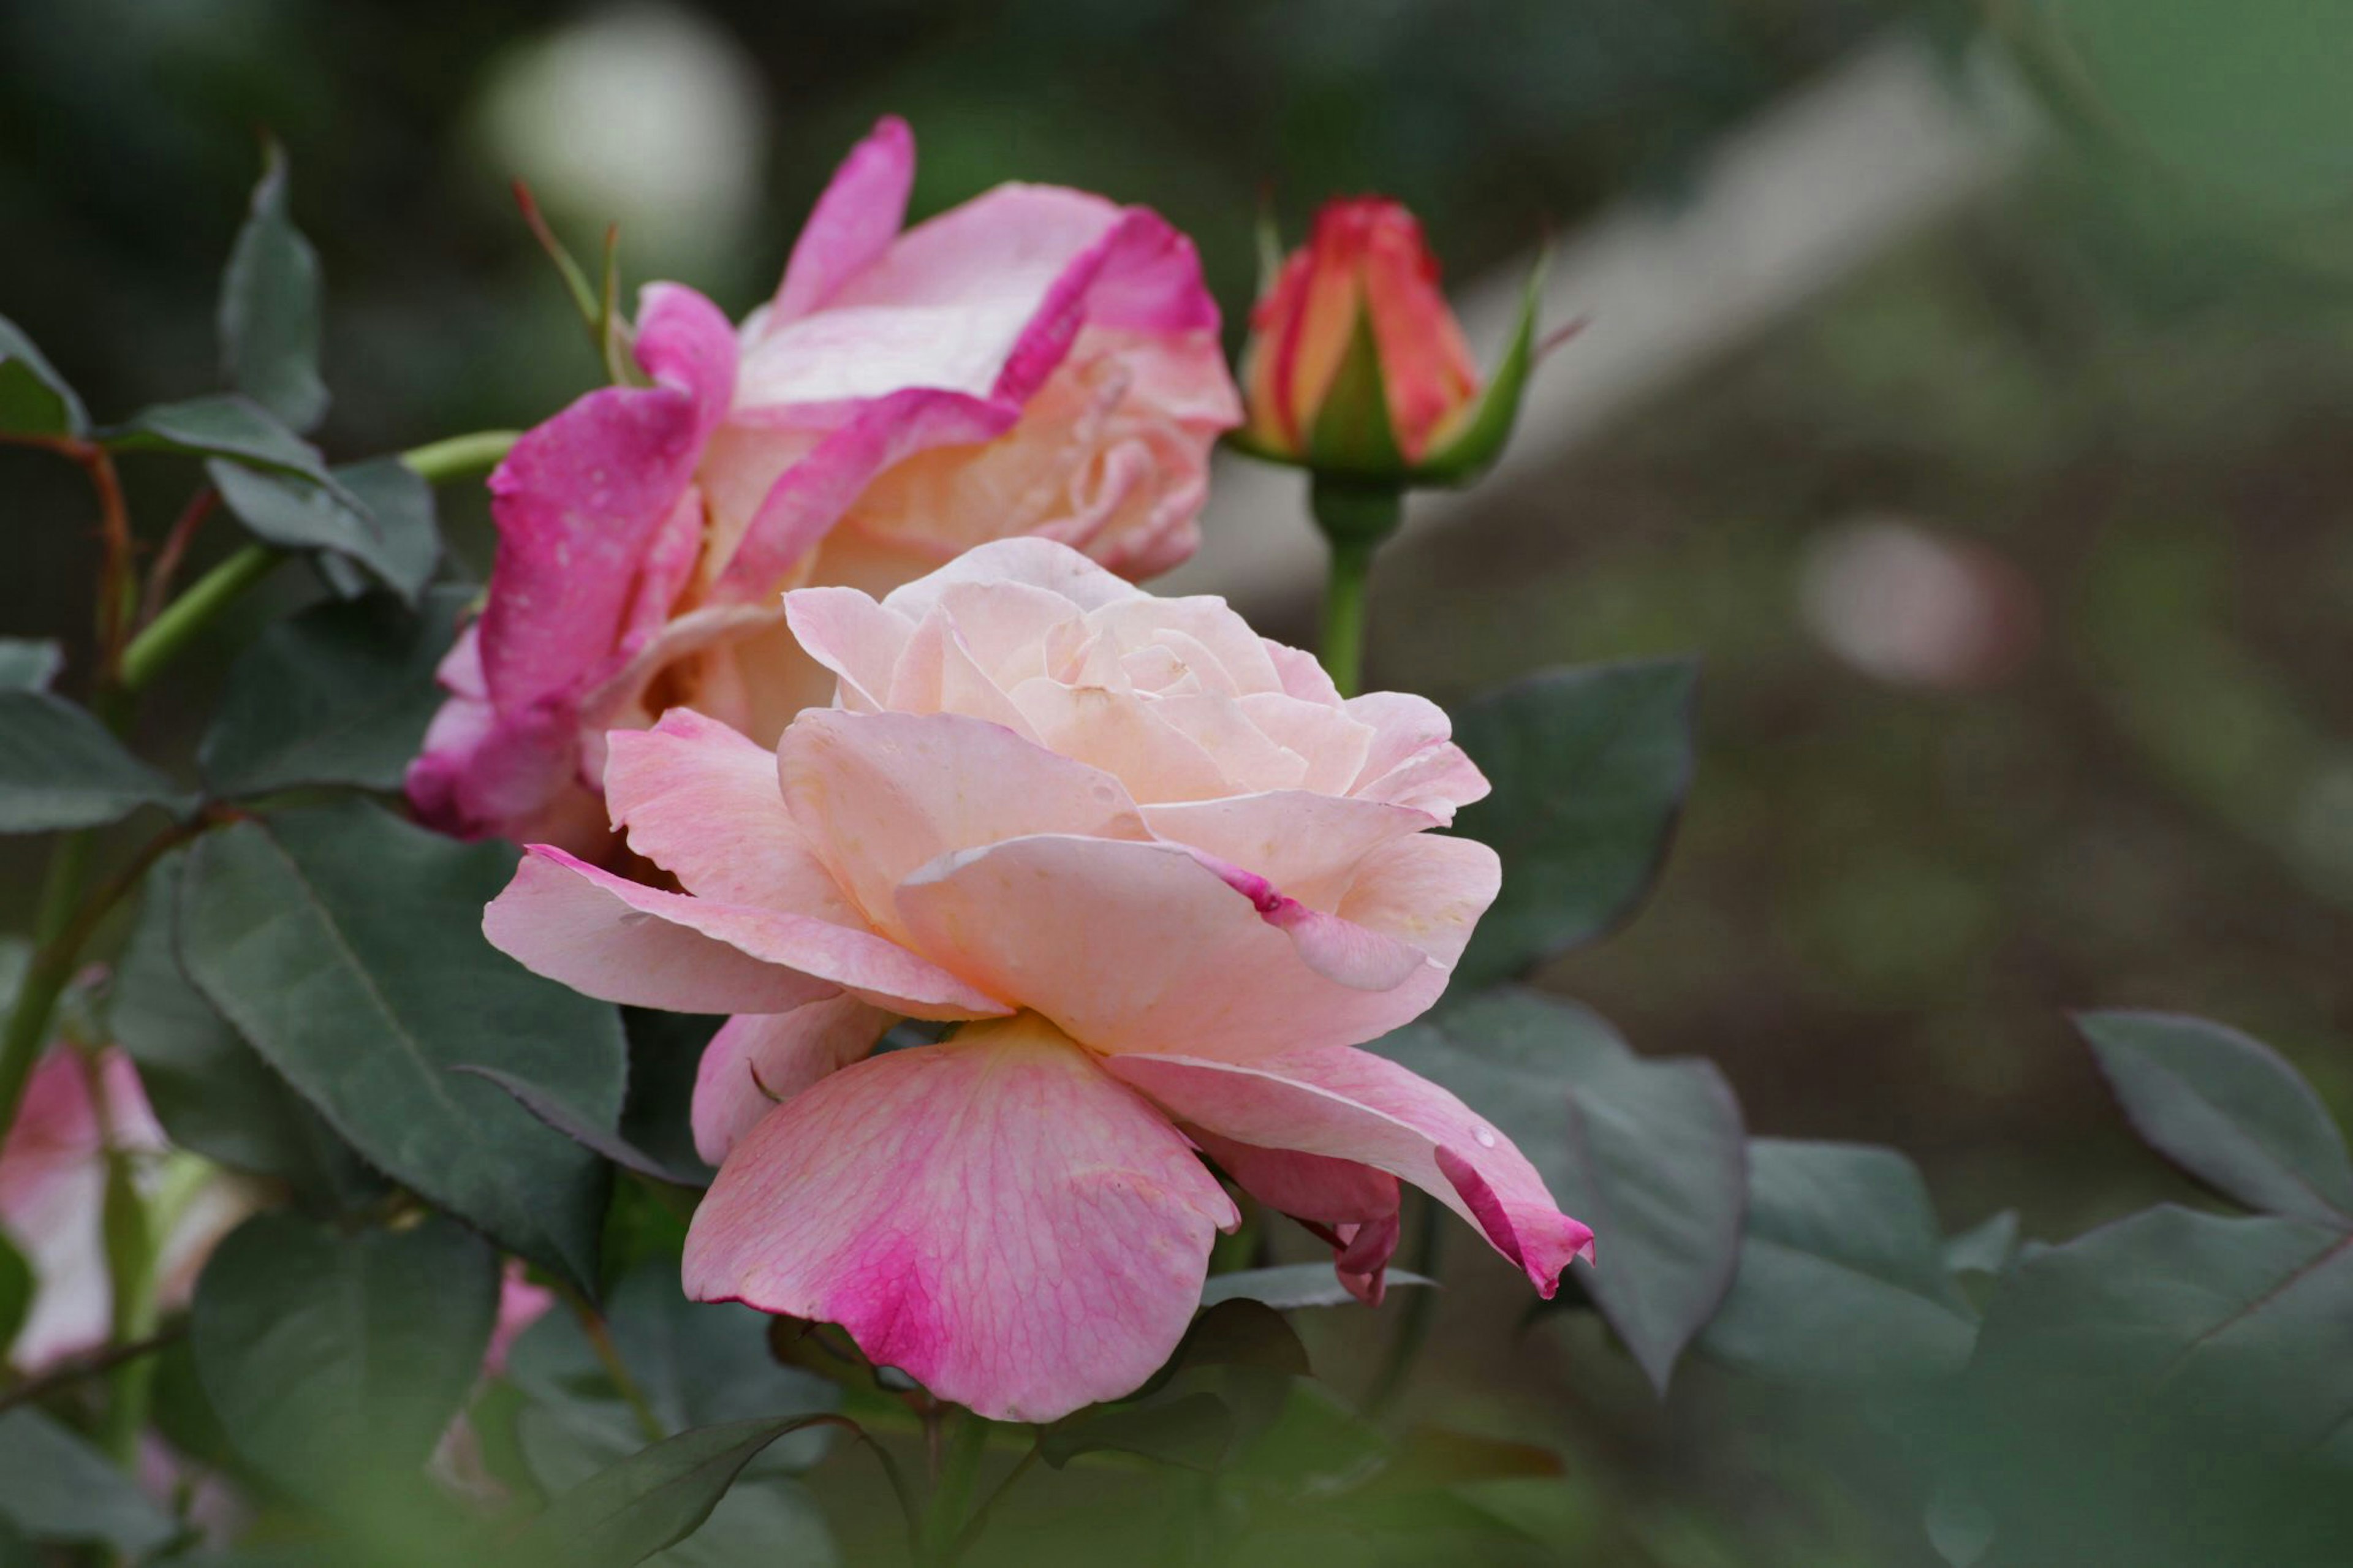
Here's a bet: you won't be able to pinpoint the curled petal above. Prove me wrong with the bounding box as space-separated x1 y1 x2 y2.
602 709 858 922
483 847 1007 1020
893 835 1450 1059
781 587 916 713
692 996 893 1166
684 1014 1236 1422
882 537 1143 621
1105 1046 1593 1295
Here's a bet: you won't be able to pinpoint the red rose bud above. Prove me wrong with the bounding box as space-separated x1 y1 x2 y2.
1243 198 1481 470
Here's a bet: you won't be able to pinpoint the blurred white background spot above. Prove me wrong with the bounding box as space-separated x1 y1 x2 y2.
477 2 768 272
1798 517 2040 690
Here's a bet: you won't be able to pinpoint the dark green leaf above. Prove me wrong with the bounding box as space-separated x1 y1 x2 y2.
0 314 87 438
0 1409 176 1553
638 1475 836 1568
0 641 61 691
108 395 336 487
1412 249 1549 485
199 585 465 798
1944 1210 2021 1278
331 456 441 601
176 800 626 1290
0 1231 29 1360
518 1415 843 1568
0 690 192 833
1450 658 1698 987
2010 0 2353 218
1199 1263 1436 1312
1925 1476 1997 1568
1169 1298 1313 1380
1305 305 1406 477
1378 990 1745 1392
507 1260 839 1488
207 458 422 602
620 1009 720 1184
1700 1138 1977 1384
1041 1392 1232 1471
0 1514 31 1568
111 853 381 1206
457 1066 708 1189
219 141 328 433
1955 1206 2353 1566
192 1210 497 1490
2077 1011 2353 1225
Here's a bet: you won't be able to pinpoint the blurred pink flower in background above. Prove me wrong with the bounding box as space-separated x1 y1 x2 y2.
480 538 1592 1422
409 116 1240 850
1798 518 2041 691
0 1047 252 1373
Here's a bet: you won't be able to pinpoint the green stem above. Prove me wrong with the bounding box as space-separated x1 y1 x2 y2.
117 543 280 694
1365 1191 1445 1416
1307 479 1403 698
115 430 518 693
947 1440 1040 1562
401 430 520 484
562 1286 665 1445
1319 536 1376 700
93 1053 160 1466
918 1411 992 1564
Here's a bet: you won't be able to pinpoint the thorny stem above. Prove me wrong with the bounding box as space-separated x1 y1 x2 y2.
917 1410 992 1565
1365 1191 1446 1415
0 1328 186 1417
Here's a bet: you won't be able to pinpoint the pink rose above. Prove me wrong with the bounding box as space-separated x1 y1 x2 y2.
407 117 1240 851
481 539 1593 1422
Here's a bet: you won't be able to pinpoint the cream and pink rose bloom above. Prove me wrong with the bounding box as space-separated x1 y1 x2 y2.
481 539 1592 1423
409 118 1240 850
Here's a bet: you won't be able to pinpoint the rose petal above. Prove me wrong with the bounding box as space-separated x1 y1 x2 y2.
683 1013 1236 1422
601 709 860 923
483 846 1008 1020
883 537 1143 621
1141 792 1437 907
779 710 1148 939
893 835 1450 1059
691 995 893 1166
781 586 917 714
477 284 735 711
770 116 915 323
1104 1046 1593 1295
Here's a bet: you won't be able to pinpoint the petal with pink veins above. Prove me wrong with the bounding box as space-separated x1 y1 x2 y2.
483 847 1008 1020
1104 1046 1593 1296
691 995 893 1166
893 835 1451 1059
683 1013 1237 1423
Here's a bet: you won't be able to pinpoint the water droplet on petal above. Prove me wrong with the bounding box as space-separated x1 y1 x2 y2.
1472 1124 1498 1149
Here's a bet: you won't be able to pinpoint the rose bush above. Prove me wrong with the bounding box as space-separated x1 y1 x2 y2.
480 538 1593 1422
407 117 1240 850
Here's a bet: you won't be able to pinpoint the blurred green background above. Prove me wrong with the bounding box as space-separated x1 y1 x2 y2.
8 0 2352 1562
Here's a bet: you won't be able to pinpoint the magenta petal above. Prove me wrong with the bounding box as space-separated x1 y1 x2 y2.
683 1015 1237 1422
477 284 736 712
715 387 1014 602
691 996 893 1166
770 116 915 322
482 846 1009 1020
1104 1047 1594 1296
